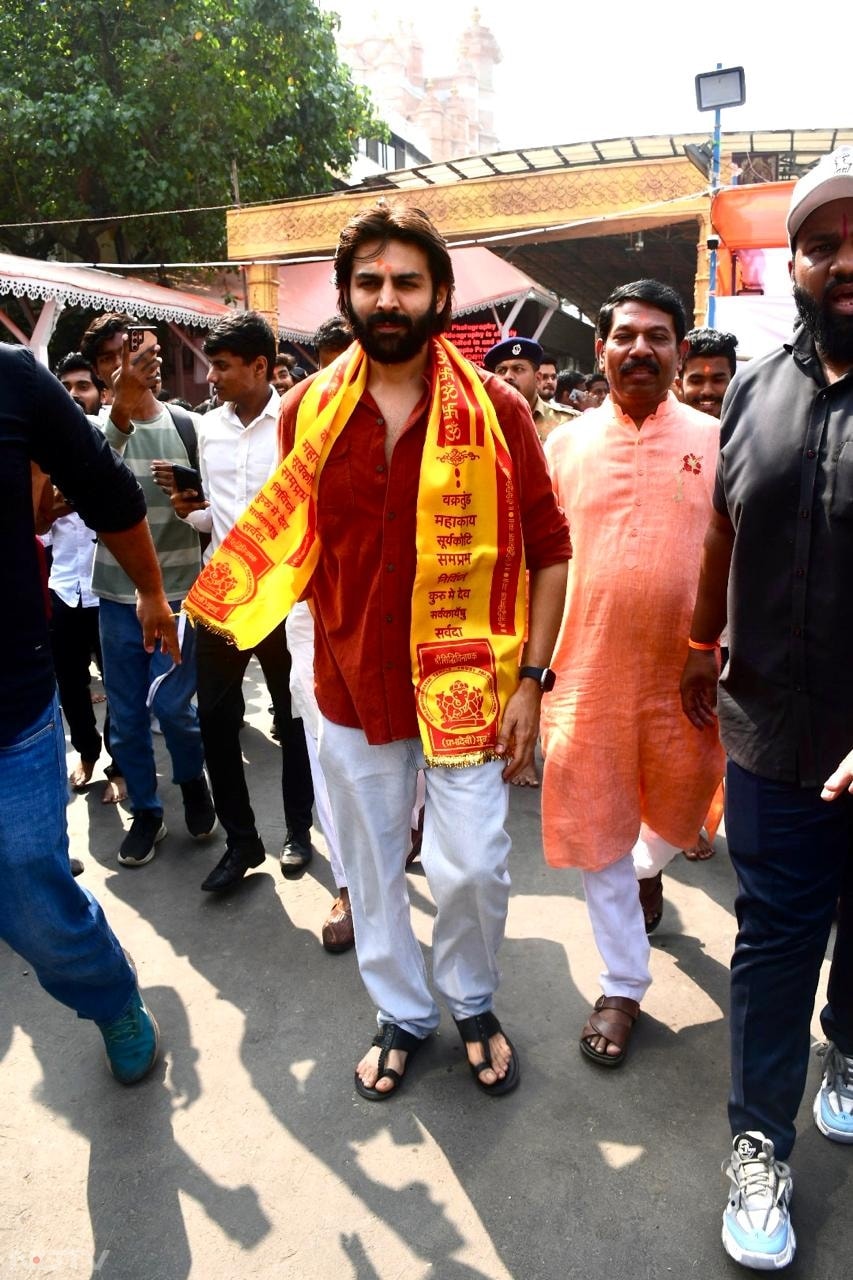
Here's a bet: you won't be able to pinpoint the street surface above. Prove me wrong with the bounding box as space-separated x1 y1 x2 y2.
1 663 849 1279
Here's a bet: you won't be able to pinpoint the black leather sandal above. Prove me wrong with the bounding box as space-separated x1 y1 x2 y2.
354 1023 423 1101
454 1009 520 1096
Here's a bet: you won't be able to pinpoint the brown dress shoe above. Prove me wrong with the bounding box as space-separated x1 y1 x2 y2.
321 896 355 953
638 871 663 934
406 808 424 868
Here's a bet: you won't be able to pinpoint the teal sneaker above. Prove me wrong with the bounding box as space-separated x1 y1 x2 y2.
722 1132 795 1270
813 1042 853 1143
97 990 160 1084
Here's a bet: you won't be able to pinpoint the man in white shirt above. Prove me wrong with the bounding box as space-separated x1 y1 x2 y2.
170 313 314 892
48 352 126 804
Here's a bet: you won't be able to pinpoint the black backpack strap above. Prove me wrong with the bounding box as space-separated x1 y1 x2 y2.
165 403 199 469
164 403 210 555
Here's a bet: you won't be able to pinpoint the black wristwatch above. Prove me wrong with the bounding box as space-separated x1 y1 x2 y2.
519 665 557 692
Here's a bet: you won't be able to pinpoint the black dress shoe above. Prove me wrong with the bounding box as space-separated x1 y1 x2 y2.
201 842 265 892
279 831 313 877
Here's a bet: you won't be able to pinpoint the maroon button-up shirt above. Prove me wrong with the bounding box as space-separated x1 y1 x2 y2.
279 358 571 744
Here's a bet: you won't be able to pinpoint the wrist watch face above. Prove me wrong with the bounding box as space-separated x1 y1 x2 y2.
520 665 556 692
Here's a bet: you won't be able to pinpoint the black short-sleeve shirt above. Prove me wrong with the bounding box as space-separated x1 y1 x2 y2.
0 344 146 745
714 324 853 786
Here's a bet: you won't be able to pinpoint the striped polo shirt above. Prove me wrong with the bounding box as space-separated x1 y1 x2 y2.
92 407 201 603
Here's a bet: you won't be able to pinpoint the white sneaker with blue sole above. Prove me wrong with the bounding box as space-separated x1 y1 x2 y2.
722 1131 795 1271
813 1041 853 1143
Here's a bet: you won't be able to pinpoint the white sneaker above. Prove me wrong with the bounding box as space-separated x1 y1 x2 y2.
813 1042 853 1143
722 1131 795 1270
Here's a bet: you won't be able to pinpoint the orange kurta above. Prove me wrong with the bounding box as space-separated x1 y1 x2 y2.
540 392 725 870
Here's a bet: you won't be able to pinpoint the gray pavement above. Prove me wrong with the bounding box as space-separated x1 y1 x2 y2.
1 662 850 1280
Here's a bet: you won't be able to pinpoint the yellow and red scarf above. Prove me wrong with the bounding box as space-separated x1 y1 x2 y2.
184 337 525 766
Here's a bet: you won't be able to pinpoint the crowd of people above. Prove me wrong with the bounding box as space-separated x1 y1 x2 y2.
3 146 853 1274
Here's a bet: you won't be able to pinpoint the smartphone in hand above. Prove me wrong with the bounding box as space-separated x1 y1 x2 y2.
172 464 205 500
127 326 159 355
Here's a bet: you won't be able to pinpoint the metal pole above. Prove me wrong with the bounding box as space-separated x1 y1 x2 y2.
708 63 723 328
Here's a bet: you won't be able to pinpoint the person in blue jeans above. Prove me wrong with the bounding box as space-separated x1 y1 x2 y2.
681 148 853 1271
86 313 215 866
1 340 179 1082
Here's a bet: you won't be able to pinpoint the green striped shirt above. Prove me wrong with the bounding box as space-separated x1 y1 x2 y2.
93 407 201 603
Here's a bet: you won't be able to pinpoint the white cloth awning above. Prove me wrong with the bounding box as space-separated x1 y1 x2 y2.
0 252 231 328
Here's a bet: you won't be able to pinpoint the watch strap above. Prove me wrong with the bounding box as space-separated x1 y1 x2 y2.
519 665 556 691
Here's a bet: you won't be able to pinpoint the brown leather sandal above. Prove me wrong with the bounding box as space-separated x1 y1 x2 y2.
638 871 663 934
579 995 640 1068
682 832 716 861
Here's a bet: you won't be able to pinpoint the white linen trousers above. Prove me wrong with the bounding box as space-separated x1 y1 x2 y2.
318 715 512 1037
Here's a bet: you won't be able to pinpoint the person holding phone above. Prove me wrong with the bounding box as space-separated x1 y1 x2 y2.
171 463 204 501
91 322 216 868
169 311 314 895
48 352 127 807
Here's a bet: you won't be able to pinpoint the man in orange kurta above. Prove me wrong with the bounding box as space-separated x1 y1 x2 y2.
541 280 725 1067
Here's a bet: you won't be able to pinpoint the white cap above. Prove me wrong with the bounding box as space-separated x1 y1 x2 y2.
787 146 853 247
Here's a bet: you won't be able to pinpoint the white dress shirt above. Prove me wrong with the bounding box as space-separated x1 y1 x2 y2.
48 411 105 607
183 388 281 562
48 512 100 607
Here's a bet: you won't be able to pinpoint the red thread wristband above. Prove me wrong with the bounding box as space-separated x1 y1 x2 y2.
688 638 720 651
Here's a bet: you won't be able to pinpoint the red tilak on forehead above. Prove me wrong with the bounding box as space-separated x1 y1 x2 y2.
843 214 849 240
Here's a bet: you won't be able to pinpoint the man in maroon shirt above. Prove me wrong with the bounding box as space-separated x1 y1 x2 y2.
279 203 570 1100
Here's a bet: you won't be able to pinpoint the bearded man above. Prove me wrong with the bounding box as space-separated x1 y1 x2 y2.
682 148 853 1272
186 201 570 1100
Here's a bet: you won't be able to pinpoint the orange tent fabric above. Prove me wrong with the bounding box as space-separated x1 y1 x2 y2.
712 181 796 251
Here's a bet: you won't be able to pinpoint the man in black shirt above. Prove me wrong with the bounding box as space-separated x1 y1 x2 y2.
682 148 853 1272
0 341 178 1084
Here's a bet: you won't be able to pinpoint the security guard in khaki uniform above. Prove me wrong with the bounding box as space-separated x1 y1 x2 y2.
483 337 580 442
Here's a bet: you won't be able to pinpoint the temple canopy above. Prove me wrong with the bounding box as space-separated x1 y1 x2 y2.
0 252 231 363
276 246 559 341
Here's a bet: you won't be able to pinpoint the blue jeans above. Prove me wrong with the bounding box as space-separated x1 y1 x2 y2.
726 760 853 1159
0 694 136 1022
99 598 204 815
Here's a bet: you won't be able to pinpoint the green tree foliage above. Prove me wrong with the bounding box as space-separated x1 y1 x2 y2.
0 0 380 262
